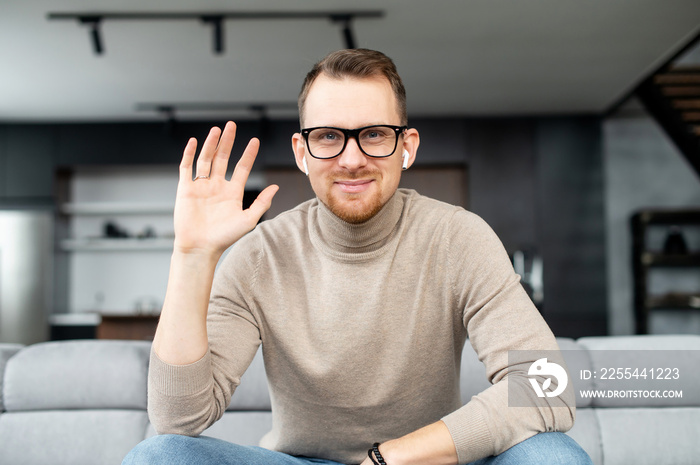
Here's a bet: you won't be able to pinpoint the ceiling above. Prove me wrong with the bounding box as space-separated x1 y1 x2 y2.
2 0 700 122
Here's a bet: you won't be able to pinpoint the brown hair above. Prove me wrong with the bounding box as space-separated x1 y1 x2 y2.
298 49 407 126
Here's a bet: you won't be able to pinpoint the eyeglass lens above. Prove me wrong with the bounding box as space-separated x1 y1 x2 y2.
307 126 399 159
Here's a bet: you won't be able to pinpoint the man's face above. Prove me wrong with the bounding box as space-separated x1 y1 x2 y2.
292 74 418 224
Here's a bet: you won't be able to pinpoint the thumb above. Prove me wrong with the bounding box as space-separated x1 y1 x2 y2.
245 184 279 222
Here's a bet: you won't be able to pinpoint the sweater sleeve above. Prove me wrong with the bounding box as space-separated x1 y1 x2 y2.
147 232 263 436
440 211 575 464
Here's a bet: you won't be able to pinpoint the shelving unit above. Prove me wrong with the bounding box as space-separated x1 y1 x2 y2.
53 167 181 315
58 196 265 251
631 209 700 334
58 201 174 252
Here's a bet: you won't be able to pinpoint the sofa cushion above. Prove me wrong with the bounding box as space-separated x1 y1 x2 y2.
226 348 271 411
0 343 23 412
577 335 700 408
564 408 602 465
577 334 700 351
597 407 700 465
558 338 596 408
459 339 491 401
3 340 151 411
0 410 148 465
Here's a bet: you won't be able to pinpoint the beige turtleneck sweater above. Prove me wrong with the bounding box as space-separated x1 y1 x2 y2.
148 189 575 464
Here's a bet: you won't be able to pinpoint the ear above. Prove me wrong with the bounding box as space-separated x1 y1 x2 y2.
400 128 420 170
291 133 309 175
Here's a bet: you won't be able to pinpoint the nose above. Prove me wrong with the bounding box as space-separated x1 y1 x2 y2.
337 137 368 170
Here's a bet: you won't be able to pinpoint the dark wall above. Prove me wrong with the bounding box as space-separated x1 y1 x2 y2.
0 116 607 337
460 117 607 337
536 118 607 336
0 125 57 206
468 119 538 251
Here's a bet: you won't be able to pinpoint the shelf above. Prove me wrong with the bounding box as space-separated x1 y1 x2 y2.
631 208 700 334
632 209 700 225
639 252 700 267
61 202 173 216
646 293 700 310
60 237 174 252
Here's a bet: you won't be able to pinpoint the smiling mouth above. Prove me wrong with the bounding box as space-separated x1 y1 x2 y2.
334 179 374 193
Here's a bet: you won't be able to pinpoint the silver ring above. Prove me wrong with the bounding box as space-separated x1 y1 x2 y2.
194 175 210 181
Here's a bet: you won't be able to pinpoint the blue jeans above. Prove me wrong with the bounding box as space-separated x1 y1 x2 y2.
122 432 592 465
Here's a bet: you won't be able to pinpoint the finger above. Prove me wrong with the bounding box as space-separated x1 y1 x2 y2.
179 137 197 181
230 137 261 191
245 184 279 223
195 126 222 176
210 121 237 179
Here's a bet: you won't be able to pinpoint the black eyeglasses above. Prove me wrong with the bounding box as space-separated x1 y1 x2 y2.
300 125 407 159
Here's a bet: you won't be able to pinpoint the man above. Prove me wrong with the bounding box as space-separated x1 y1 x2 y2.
123 49 592 465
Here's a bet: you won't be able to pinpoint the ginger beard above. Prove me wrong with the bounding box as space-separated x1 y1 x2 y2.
313 167 387 224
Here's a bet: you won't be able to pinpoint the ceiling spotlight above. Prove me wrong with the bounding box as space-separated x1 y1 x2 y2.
330 15 356 49
78 16 104 55
201 15 224 55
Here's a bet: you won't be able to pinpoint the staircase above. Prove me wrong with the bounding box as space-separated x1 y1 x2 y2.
636 65 700 177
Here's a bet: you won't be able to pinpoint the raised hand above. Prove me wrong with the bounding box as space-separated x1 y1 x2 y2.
173 121 279 257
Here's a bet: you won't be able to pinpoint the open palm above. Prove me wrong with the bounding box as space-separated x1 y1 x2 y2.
173 122 278 256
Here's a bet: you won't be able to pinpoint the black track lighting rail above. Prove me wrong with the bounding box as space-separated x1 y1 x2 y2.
47 10 384 55
47 11 384 21
135 102 298 111
136 102 299 122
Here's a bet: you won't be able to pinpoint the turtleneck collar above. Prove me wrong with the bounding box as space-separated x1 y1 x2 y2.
308 189 407 259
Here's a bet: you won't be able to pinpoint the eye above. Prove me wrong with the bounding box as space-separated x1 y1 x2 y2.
360 127 391 141
360 127 391 144
311 129 343 143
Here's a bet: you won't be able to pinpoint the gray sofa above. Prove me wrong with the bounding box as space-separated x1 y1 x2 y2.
0 335 699 465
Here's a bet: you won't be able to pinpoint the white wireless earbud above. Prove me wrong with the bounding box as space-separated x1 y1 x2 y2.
402 150 410 170
302 157 309 176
